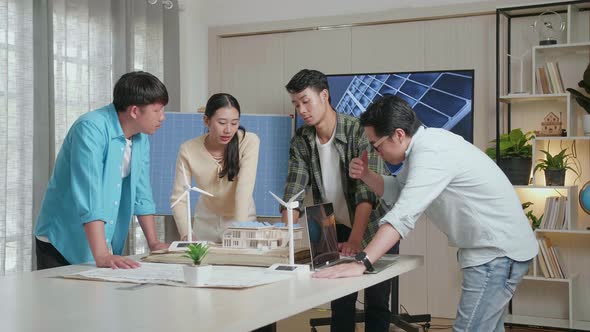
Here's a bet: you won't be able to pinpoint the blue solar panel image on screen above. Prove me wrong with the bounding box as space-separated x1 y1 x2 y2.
296 70 474 143
331 70 473 142
294 70 474 174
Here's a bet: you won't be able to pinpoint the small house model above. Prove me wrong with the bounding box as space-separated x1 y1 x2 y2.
538 112 562 136
222 222 304 250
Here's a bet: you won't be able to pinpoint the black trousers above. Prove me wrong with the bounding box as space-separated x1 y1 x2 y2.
330 224 399 332
36 238 70 270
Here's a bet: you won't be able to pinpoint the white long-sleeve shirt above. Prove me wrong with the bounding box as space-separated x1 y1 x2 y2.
380 126 538 268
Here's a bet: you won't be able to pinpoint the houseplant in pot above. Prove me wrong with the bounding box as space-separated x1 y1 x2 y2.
522 201 543 230
183 243 211 286
566 62 590 136
486 128 535 185
533 147 580 186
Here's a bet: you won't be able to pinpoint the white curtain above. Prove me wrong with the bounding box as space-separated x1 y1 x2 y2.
128 0 166 255
52 0 113 153
0 0 175 274
0 0 34 275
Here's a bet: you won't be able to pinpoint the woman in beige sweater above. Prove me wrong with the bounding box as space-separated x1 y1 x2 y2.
171 93 260 242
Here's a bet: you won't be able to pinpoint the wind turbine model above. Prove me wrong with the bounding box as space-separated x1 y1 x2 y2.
169 162 214 252
507 49 531 95
267 190 310 274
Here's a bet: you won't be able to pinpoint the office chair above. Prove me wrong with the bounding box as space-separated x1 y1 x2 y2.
309 276 431 332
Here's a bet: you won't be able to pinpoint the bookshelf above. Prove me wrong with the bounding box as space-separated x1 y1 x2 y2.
496 1 590 329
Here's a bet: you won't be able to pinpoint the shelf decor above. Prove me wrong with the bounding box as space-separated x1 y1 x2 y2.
497 2 590 329
533 10 566 45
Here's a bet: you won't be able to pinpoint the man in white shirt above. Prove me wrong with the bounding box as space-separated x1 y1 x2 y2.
313 94 538 332
282 69 395 332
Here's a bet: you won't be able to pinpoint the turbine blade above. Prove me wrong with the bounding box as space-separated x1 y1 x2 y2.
268 191 287 206
170 191 188 208
288 189 305 204
191 187 214 197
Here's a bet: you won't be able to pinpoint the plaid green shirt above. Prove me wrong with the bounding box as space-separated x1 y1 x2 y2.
281 112 388 247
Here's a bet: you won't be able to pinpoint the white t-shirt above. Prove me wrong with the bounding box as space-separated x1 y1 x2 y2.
316 130 351 228
121 138 132 178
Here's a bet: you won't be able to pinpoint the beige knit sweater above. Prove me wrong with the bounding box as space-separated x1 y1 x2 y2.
170 131 259 238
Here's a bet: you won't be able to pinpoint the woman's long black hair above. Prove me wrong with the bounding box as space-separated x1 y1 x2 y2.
205 93 245 182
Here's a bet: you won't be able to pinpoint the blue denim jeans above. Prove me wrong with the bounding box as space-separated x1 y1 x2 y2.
453 257 531 332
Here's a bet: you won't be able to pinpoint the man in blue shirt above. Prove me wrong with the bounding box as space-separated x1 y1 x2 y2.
35 71 170 269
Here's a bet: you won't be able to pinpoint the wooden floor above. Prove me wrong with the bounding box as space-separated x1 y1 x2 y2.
277 309 566 332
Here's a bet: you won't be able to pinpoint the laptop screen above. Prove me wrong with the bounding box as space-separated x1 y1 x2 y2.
305 203 340 270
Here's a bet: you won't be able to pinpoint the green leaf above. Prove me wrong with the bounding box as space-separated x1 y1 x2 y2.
183 243 210 265
509 128 525 143
533 147 580 178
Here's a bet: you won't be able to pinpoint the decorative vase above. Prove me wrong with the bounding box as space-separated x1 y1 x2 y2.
183 264 212 286
498 157 532 185
583 114 590 136
544 169 566 186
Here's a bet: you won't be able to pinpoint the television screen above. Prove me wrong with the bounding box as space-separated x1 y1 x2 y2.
295 70 474 172
296 70 474 142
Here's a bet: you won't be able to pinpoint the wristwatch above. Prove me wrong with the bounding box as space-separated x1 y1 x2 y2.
354 251 374 272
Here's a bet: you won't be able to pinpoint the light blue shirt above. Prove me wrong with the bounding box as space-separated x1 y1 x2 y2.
380 127 538 268
35 104 156 264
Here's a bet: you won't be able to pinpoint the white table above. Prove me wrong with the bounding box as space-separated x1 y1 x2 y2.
0 255 423 332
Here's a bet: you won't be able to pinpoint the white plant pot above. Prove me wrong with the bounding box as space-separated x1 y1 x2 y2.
183 264 212 286
584 114 590 136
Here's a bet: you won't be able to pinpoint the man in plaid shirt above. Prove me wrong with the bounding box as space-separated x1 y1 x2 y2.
281 69 397 332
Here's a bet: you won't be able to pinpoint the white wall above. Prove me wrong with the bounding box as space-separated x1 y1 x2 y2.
178 0 208 112
178 0 571 113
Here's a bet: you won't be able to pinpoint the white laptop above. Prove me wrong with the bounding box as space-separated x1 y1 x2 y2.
305 202 399 274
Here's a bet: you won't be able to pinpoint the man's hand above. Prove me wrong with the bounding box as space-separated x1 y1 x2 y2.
339 240 362 257
349 151 370 180
95 255 141 269
148 241 170 252
312 262 366 279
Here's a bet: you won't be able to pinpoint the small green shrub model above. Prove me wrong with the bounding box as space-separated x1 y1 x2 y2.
183 243 210 265
522 202 543 230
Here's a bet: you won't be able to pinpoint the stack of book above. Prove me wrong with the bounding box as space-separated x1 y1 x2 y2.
537 236 567 279
540 196 568 230
536 62 565 94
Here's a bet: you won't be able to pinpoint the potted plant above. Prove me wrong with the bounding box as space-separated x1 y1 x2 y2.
533 147 580 186
522 201 543 230
486 128 535 185
182 243 211 286
566 62 590 136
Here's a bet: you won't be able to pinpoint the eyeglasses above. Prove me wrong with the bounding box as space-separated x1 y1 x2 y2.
372 135 389 152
